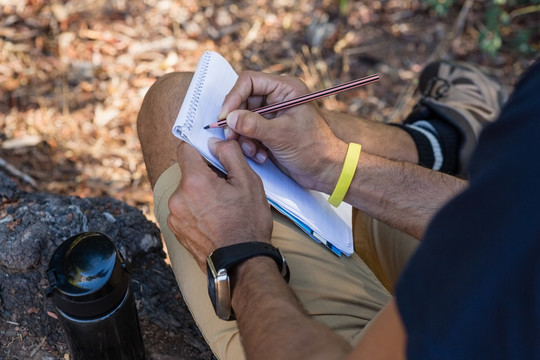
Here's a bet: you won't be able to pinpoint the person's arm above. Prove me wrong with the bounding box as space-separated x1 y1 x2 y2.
220 72 466 239
323 147 467 239
322 109 419 164
231 257 352 360
347 299 406 360
169 139 407 360
232 256 407 360
232 111 465 239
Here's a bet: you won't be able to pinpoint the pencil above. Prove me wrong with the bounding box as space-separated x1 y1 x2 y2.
203 73 380 129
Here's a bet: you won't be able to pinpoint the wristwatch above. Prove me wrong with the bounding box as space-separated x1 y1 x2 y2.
206 242 290 321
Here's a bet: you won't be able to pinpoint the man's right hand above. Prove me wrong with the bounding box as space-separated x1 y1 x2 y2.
219 71 347 194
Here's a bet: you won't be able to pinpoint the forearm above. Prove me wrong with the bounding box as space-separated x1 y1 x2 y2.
323 110 418 164
232 257 352 360
318 144 467 239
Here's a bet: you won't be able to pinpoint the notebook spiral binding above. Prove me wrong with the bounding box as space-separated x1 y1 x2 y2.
176 52 211 138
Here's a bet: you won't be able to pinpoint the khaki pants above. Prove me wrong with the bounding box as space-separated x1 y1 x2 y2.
154 163 419 359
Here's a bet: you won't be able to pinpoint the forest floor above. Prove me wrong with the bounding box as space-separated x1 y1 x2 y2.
0 0 538 359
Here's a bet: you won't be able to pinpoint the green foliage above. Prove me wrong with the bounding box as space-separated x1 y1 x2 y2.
339 0 349 14
479 28 503 56
426 0 540 56
426 0 455 16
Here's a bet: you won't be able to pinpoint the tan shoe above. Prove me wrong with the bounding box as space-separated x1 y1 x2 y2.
406 61 508 176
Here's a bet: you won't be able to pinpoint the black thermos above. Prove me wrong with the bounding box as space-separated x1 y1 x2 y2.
47 231 145 359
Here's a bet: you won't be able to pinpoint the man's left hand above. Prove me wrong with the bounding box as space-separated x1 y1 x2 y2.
167 138 273 272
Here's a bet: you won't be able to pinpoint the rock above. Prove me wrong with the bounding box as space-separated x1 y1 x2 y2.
0 172 214 359
0 171 18 199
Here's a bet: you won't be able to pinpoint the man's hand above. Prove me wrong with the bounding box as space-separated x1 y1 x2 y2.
216 71 467 240
219 71 347 194
167 138 273 271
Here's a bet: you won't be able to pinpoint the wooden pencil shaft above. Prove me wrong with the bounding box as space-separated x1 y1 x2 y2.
206 74 379 128
254 74 379 115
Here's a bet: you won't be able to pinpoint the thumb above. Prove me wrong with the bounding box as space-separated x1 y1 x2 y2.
176 141 208 176
207 137 255 185
226 110 275 145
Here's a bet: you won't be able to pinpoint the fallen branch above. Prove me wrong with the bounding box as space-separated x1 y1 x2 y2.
0 156 38 188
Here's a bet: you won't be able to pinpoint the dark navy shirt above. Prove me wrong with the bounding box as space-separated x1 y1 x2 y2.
396 59 540 359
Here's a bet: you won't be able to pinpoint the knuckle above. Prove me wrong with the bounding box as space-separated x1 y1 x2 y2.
176 142 190 162
219 140 242 157
241 70 257 78
181 173 204 193
167 193 183 217
237 71 256 88
237 114 258 136
229 92 243 105
282 75 308 94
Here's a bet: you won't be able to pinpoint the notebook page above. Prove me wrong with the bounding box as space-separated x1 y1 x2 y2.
173 51 353 256
173 51 237 170
248 159 353 255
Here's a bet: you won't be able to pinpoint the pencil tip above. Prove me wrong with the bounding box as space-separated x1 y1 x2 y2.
203 125 210 129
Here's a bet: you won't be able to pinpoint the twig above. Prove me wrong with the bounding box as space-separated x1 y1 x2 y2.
0 156 38 188
510 4 540 19
386 78 418 124
30 336 47 358
387 0 474 123
342 40 390 73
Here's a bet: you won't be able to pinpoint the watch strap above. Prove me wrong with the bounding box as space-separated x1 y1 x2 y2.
210 242 290 282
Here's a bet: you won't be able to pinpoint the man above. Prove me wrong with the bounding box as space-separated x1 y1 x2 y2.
137 58 539 359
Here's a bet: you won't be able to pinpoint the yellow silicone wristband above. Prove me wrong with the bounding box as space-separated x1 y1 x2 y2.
328 143 362 207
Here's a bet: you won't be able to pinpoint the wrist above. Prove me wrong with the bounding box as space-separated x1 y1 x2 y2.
328 143 362 207
313 139 349 194
206 241 290 321
231 256 283 315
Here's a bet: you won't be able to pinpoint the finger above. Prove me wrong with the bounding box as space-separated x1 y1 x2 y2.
226 109 282 147
218 72 257 120
237 136 269 163
253 148 268 164
224 126 267 163
176 142 212 178
223 126 239 141
207 137 255 184
246 94 266 111
219 71 300 120
238 136 256 157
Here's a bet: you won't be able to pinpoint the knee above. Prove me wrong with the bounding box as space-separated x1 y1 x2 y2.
137 72 193 136
146 72 193 100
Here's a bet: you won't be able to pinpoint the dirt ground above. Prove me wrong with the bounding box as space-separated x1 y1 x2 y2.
0 0 538 359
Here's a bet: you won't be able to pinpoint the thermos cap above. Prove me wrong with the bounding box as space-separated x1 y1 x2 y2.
47 231 129 318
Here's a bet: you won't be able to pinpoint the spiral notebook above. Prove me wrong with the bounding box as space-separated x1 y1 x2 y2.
172 51 353 256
